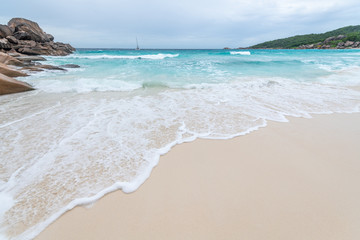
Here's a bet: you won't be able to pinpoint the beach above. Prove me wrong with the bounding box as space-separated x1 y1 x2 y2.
2 49 360 239
1 7 360 240
36 113 360 240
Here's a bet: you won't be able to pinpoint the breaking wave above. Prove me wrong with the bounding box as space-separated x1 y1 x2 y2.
230 51 251 55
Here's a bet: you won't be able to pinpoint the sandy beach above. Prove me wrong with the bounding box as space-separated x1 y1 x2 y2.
35 113 360 240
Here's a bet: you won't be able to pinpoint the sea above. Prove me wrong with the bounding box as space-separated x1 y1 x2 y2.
1 49 360 239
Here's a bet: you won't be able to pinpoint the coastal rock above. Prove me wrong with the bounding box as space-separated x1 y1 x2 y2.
324 36 336 43
19 40 37 48
0 17 76 95
21 66 44 72
7 51 21 57
46 34 54 41
336 35 346 40
6 36 18 44
0 72 33 95
344 41 354 47
13 30 32 41
0 38 12 50
15 56 46 62
60 64 80 68
0 63 28 77
0 52 23 66
337 42 345 47
0 18 75 57
8 18 51 43
0 24 13 38
17 47 42 55
38 64 66 71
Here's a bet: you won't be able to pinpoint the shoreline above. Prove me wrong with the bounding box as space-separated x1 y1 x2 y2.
35 112 360 240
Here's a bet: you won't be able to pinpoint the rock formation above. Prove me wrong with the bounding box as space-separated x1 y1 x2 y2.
0 18 75 56
0 72 34 95
297 34 360 49
0 18 76 95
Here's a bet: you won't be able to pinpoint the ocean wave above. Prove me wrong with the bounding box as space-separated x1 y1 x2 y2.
230 51 251 55
25 78 142 93
142 81 171 89
319 66 360 86
70 53 179 60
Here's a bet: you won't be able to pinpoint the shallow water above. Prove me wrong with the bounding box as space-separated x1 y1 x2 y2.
1 49 360 239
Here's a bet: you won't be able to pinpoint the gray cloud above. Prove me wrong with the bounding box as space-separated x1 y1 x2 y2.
2 0 360 48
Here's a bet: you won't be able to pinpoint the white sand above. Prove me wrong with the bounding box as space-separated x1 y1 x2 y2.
36 113 360 240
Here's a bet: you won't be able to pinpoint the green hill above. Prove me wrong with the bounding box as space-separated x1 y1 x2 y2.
250 25 360 49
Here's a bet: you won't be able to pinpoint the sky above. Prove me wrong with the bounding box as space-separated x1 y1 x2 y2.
2 0 360 48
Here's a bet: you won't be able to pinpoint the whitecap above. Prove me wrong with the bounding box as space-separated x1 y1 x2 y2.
71 53 179 60
230 51 251 55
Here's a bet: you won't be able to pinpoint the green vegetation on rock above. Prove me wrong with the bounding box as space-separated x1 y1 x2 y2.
250 25 360 49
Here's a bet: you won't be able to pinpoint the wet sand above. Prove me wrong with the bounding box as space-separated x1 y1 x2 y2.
36 113 360 240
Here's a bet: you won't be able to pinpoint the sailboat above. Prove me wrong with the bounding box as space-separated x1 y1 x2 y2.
135 37 140 50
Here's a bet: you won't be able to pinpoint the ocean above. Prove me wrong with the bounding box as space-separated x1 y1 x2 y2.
1 49 360 239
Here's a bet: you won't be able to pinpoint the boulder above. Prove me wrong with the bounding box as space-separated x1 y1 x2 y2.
0 63 28 77
46 34 54 41
13 41 75 56
60 64 80 68
0 38 12 50
0 24 13 38
38 64 66 71
0 18 75 57
16 56 46 62
21 66 44 72
18 40 37 48
324 36 336 43
8 18 51 43
0 52 23 66
0 72 34 95
17 47 42 55
7 52 21 57
336 35 346 40
13 30 32 41
337 42 345 47
48 42 76 55
344 41 354 47
6 36 18 44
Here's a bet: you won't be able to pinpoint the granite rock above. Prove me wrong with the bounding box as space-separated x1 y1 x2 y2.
0 72 34 95
0 63 29 77
0 18 75 56
8 18 51 43
0 24 13 38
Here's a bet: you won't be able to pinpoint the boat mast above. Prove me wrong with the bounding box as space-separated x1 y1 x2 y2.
136 37 140 50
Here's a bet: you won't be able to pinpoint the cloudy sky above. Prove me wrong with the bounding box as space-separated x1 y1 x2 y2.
2 0 360 48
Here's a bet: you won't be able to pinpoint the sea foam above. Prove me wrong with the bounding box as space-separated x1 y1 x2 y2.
230 51 251 55
70 53 179 60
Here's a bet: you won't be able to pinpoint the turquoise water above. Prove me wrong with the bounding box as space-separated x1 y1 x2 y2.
1 49 360 239
23 49 360 92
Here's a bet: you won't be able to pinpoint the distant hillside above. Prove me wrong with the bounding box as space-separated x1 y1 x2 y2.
250 25 360 49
